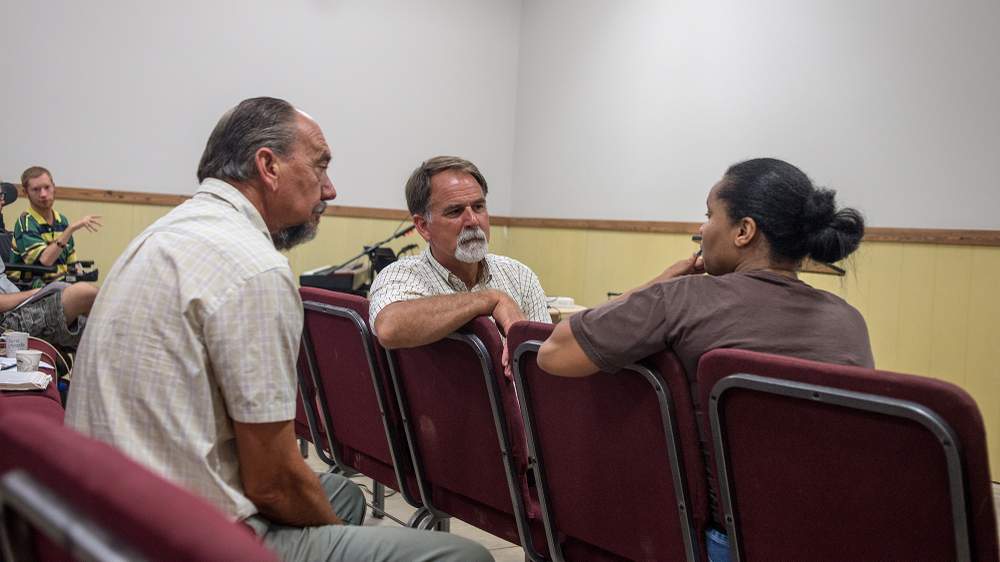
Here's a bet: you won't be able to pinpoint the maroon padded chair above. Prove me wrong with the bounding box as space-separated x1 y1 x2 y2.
299 287 423 514
0 389 63 424
0 410 280 562
384 316 548 560
697 348 998 562
0 337 64 422
509 320 708 562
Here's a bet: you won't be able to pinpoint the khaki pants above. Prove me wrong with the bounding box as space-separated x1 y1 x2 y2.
244 473 491 562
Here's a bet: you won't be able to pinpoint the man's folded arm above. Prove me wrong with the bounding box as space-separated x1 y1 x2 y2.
374 290 510 349
233 419 342 526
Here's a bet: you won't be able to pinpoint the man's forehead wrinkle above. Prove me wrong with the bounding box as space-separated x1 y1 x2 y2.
294 113 329 155
437 196 484 212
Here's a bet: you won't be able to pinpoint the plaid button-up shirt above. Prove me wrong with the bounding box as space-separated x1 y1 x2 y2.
66 179 301 521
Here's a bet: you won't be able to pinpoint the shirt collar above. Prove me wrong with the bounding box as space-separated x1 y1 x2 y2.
28 206 62 225
195 179 272 242
421 247 492 290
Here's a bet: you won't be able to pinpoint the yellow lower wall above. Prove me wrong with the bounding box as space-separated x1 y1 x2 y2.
11 198 997 480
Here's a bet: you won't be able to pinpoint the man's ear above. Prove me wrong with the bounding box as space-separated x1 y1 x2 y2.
412 214 432 242
254 147 281 192
734 216 758 248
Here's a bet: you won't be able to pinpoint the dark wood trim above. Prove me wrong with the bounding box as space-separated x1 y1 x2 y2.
323 205 410 220
38 185 1000 247
48 185 414 220
497 216 702 233
862 227 1000 247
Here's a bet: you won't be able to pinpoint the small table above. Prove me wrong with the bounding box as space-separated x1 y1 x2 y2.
548 304 587 323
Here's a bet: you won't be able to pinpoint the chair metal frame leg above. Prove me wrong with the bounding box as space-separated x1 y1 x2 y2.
371 480 385 519
296 341 338 468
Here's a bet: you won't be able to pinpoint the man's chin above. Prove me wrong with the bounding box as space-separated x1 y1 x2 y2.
273 221 318 251
454 241 488 264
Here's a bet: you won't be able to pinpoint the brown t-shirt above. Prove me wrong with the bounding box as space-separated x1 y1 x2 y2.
570 270 874 381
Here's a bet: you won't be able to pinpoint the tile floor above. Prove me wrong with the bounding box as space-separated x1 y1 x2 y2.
308 446 1000 561
304 444 525 560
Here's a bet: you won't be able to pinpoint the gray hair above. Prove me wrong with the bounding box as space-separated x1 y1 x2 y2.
197 97 298 183
405 155 488 219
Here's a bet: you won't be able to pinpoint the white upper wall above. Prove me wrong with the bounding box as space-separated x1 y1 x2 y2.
0 0 522 214
4 1 998 229
512 0 1000 229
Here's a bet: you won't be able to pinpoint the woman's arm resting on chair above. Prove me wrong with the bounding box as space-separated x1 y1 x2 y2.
537 320 600 377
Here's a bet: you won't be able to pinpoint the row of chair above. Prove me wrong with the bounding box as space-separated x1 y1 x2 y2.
0 341 280 561
296 286 999 562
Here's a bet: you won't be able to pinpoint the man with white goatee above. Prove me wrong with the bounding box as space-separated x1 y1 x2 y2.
370 156 550 350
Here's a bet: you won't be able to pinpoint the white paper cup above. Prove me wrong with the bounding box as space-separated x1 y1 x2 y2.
3 332 29 359
16 349 42 372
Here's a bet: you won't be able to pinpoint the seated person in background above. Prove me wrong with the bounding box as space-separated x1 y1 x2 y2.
0 259 96 349
536 157 873 562
12 166 102 286
370 155 550 349
65 98 488 562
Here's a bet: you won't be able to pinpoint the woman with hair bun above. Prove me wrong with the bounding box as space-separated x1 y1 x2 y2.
537 157 873 562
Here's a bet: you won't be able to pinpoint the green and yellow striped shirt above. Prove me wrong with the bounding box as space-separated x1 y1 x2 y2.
11 207 77 286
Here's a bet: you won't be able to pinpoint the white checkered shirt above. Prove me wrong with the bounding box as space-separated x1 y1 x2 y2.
65 179 301 521
368 248 550 325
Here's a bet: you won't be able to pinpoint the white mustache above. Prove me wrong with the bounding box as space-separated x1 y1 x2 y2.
312 200 328 214
458 228 486 244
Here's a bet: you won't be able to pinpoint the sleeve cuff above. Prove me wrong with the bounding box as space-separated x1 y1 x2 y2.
569 311 619 373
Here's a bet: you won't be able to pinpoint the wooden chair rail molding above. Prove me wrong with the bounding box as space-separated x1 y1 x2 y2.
46 185 1000 247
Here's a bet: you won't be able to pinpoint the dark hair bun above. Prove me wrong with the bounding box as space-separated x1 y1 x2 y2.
719 158 866 265
806 207 865 263
801 188 836 232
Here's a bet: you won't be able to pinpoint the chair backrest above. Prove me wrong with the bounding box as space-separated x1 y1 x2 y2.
299 287 420 506
0 389 63 424
509 321 708 562
697 348 998 562
0 411 280 562
385 316 546 559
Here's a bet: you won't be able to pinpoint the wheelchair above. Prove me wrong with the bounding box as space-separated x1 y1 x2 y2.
0 231 98 290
